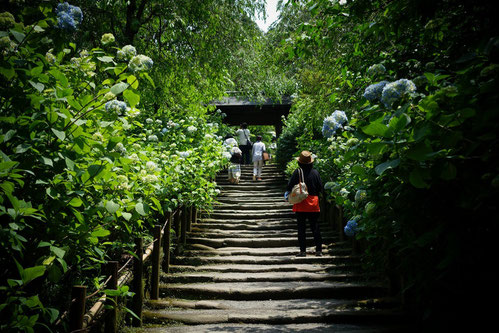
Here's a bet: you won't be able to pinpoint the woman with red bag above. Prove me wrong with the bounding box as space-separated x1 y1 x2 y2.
285 151 323 257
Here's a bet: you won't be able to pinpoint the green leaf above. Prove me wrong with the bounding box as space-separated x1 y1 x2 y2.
91 228 110 238
88 164 104 177
127 75 139 89
375 159 400 175
3 129 16 142
406 142 433 161
21 266 46 284
135 202 149 216
0 66 16 79
105 200 120 214
41 156 53 167
51 246 66 259
10 29 25 43
362 118 389 137
51 128 66 141
31 66 44 76
68 197 83 207
387 113 411 134
409 168 430 188
351 164 366 176
49 69 69 88
29 80 45 93
123 89 140 108
110 82 129 95
141 72 155 88
97 56 115 63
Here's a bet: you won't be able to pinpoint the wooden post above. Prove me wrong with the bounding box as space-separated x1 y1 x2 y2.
180 206 187 246
105 261 118 333
163 212 172 273
193 207 198 226
337 205 344 242
174 208 181 257
151 225 161 300
69 285 86 331
131 238 143 327
187 206 193 232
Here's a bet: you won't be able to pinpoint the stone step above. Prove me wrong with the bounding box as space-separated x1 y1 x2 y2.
214 203 292 210
161 271 365 283
173 254 356 266
143 307 405 327
169 263 362 274
136 322 409 333
183 245 352 257
187 230 337 239
216 179 287 185
217 183 286 193
215 197 285 204
194 220 298 230
210 208 292 215
186 236 337 248
159 281 387 301
205 211 295 220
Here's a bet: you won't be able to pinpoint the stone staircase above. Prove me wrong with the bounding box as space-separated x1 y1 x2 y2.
138 164 410 332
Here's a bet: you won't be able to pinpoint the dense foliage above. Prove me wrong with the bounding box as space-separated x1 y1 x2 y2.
273 0 498 328
0 1 266 331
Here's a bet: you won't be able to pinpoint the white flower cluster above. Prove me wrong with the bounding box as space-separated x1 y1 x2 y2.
178 151 191 158
114 142 127 154
129 54 153 72
101 33 115 45
147 135 158 142
117 45 136 61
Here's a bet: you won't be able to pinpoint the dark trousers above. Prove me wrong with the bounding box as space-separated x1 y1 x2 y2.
296 212 322 252
239 144 251 165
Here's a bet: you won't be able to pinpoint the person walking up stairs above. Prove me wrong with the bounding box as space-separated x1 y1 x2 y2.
136 164 411 332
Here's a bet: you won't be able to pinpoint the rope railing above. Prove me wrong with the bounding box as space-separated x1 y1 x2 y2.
62 206 195 332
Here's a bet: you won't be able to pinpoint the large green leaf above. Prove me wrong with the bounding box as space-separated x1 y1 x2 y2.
123 89 140 108
21 266 46 284
135 202 149 216
375 159 400 175
105 200 120 214
362 118 389 137
110 82 129 95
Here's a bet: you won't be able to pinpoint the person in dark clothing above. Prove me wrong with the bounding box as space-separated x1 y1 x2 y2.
285 151 323 257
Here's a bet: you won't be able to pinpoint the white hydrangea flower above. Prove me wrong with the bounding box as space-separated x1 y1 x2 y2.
146 161 157 171
92 132 104 142
101 33 115 45
128 54 153 72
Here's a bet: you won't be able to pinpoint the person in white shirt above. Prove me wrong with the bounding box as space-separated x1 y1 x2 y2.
251 135 266 181
223 135 238 149
235 123 251 164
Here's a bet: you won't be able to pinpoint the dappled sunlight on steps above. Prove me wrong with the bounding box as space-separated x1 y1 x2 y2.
130 164 412 332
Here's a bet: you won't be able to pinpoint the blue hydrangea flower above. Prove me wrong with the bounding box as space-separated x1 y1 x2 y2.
56 2 83 32
381 79 417 108
322 110 348 138
105 100 127 115
344 219 358 237
363 81 389 103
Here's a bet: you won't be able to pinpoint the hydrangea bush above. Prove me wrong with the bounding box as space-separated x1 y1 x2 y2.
0 4 227 331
